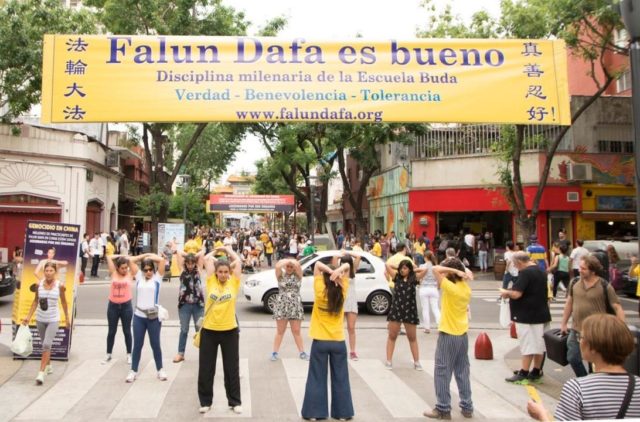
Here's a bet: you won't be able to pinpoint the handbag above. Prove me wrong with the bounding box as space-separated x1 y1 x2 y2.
499 298 511 328
11 325 33 357
193 301 214 348
543 328 569 366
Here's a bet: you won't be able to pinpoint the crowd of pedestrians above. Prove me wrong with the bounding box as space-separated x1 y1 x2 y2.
17 222 640 420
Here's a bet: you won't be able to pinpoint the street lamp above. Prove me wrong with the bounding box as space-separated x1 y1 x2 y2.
619 0 640 252
307 175 318 243
177 174 191 237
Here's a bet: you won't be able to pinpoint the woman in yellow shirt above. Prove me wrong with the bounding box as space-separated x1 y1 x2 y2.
197 246 243 415
631 255 640 317
301 257 353 421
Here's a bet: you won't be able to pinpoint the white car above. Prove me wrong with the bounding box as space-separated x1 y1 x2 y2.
243 250 392 315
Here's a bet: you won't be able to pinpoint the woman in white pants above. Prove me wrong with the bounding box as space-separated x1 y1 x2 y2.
418 251 440 333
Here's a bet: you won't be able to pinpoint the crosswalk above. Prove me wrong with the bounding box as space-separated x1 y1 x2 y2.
471 291 640 325
0 354 543 421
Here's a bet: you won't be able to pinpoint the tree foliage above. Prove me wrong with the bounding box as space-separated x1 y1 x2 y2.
0 0 96 122
419 0 629 238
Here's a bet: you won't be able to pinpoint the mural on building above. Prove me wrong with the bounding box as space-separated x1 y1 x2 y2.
369 166 412 237
549 151 634 185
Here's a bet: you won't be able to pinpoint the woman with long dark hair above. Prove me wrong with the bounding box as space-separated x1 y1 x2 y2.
173 249 205 363
22 262 69 385
385 259 428 370
301 257 353 421
102 254 139 365
337 252 361 360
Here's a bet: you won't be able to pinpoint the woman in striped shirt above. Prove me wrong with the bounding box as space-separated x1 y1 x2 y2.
22 262 70 385
528 314 639 420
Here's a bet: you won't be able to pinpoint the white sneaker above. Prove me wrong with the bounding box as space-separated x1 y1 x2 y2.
231 405 243 414
199 406 211 414
157 369 168 381
35 371 44 385
101 354 112 365
126 354 132 365
125 370 137 383
45 364 53 375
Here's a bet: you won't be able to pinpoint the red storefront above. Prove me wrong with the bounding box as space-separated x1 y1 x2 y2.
409 186 582 249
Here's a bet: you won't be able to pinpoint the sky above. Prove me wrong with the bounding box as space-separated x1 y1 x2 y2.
219 0 502 182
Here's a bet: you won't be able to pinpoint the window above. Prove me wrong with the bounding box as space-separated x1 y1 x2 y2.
614 28 629 49
616 70 631 93
598 140 633 153
356 258 375 274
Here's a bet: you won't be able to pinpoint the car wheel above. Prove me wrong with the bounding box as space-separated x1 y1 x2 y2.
262 289 279 314
366 291 391 315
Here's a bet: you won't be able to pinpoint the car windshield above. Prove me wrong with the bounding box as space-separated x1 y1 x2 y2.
298 253 318 266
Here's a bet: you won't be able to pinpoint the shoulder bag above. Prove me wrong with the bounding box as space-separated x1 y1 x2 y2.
193 300 215 348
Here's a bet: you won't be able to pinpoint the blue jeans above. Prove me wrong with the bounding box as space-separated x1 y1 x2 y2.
567 329 587 377
178 303 203 355
106 300 133 354
131 315 163 372
502 273 517 289
301 340 354 420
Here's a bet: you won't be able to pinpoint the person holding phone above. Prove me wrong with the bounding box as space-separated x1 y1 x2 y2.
22 262 69 385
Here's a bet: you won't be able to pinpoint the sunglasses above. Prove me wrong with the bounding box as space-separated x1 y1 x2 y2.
143 268 154 273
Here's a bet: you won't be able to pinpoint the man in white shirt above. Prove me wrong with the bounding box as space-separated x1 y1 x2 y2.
80 233 90 276
569 239 589 278
118 229 130 256
89 233 103 277
288 236 298 258
223 230 237 251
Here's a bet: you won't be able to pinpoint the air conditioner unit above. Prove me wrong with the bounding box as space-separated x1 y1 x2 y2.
568 163 592 181
106 151 119 168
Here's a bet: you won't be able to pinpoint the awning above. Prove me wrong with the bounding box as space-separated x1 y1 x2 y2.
0 204 61 214
581 211 636 221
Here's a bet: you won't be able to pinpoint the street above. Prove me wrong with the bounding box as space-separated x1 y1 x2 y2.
0 266 638 421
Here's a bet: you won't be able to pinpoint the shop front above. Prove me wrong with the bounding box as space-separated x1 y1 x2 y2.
577 184 636 241
409 185 582 250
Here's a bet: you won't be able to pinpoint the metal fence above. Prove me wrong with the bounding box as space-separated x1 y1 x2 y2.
412 124 573 159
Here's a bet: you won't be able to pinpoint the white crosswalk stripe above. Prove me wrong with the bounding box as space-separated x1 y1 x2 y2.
0 355 557 421
15 359 115 420
109 359 181 419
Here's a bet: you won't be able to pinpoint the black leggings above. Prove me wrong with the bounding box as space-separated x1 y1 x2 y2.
198 328 240 407
107 300 133 354
553 271 570 297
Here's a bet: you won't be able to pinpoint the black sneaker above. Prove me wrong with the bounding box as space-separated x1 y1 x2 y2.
527 369 543 384
505 370 529 384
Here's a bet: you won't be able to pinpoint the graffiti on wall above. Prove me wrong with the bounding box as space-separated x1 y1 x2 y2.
549 152 634 185
368 166 411 236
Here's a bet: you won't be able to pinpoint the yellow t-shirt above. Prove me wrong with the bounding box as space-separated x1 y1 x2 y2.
386 253 415 267
195 235 203 248
309 275 349 341
413 242 426 256
184 239 199 254
439 278 471 335
265 241 274 254
105 242 115 256
371 242 382 257
202 274 240 331
633 264 640 297
214 240 226 257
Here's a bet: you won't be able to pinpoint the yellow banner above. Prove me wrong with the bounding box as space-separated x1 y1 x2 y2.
41 35 570 125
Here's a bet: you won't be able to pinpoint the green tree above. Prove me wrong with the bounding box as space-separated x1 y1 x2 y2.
0 0 96 122
328 123 428 238
253 157 295 231
249 123 337 234
419 0 629 239
84 0 284 247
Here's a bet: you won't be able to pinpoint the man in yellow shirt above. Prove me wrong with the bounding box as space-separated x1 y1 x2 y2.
424 257 474 420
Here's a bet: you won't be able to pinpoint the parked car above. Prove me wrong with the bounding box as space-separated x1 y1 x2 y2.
0 264 16 298
243 250 392 315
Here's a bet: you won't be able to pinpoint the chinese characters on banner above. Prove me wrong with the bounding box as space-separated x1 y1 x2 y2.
41 36 571 125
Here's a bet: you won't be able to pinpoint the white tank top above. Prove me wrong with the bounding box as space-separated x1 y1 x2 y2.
37 280 61 323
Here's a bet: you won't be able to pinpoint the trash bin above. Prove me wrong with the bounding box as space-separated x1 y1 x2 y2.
493 258 506 280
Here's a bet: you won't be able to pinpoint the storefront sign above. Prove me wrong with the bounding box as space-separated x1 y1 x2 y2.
209 194 295 212
42 35 570 125
596 195 636 211
11 221 80 361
